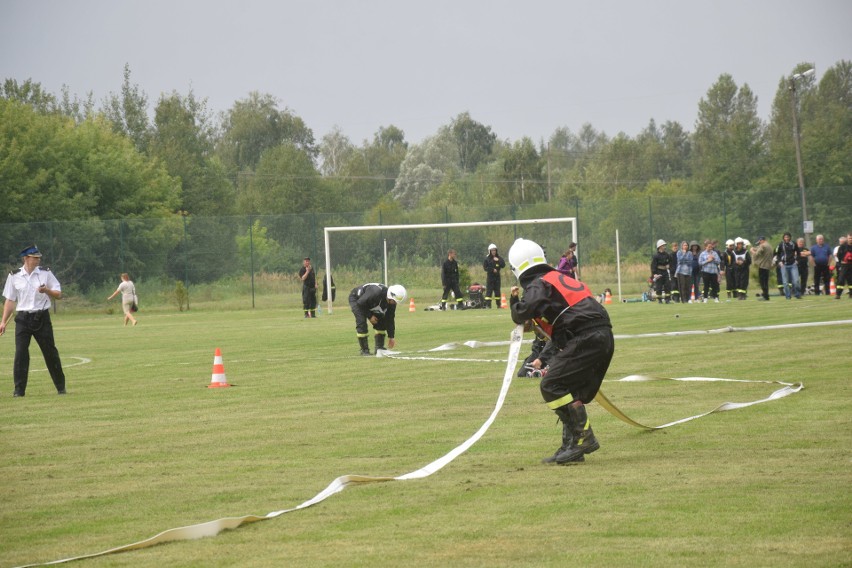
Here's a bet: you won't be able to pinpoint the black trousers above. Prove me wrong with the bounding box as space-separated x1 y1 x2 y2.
540 328 614 406
302 286 316 313
813 263 831 295
14 309 66 395
485 276 501 307
348 293 386 337
442 281 463 305
758 268 771 299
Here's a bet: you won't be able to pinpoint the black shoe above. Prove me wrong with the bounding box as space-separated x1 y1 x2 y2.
58 390 66 394
13 392 24 397
360 349 371 356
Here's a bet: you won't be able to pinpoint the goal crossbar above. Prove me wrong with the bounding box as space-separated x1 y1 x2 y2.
323 217 577 313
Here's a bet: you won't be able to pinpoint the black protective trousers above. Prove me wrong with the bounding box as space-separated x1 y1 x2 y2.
540 328 615 406
14 309 65 395
485 275 501 307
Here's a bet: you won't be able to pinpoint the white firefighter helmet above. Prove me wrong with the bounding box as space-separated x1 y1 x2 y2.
725 239 735 246
656 239 667 249
734 237 744 245
508 238 547 279
387 284 407 303
488 243 497 252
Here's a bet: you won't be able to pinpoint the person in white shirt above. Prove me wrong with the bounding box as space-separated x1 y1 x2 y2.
0 245 67 397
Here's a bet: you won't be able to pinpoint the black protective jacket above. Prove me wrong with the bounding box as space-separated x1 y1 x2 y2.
442 258 459 286
510 266 611 349
350 283 396 338
483 253 506 284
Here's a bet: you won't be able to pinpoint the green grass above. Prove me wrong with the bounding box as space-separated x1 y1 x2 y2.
1 293 851 567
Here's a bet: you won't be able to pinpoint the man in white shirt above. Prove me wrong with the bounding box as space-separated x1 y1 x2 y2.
0 245 67 397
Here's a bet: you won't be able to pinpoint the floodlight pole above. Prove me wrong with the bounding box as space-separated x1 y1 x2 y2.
789 67 815 248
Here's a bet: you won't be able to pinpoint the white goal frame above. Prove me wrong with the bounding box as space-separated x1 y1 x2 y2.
323 217 577 314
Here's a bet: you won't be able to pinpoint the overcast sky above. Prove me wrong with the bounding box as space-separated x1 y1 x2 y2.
2 0 850 146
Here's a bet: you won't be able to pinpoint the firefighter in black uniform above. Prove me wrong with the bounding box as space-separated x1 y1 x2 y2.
650 239 672 303
483 243 506 308
299 257 317 318
349 283 407 355
721 239 736 300
508 238 614 465
440 249 464 310
732 238 752 299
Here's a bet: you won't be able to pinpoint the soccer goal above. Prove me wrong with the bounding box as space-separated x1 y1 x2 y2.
322 217 577 313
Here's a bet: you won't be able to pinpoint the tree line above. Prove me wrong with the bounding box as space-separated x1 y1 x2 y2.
1 61 850 294
2 61 850 226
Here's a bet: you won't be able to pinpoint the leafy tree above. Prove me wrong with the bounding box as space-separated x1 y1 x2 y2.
238 143 324 215
692 74 766 193
0 98 178 223
392 126 458 208
659 120 691 181
217 92 317 173
235 218 302 273
318 124 409 211
1 78 59 114
802 60 852 188
149 90 235 215
363 125 407 196
102 64 151 152
501 137 543 204
451 112 496 173
319 126 354 176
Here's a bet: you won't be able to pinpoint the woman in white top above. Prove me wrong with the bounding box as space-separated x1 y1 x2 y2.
107 273 138 326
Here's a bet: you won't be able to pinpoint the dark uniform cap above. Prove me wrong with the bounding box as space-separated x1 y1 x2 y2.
19 245 42 258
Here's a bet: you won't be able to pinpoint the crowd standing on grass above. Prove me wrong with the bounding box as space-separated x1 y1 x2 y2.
1 245 67 397
107 273 138 326
648 230 850 303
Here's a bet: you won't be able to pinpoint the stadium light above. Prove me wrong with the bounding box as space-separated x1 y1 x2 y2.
789 67 815 248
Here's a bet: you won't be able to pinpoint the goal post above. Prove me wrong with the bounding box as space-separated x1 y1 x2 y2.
323 217 577 314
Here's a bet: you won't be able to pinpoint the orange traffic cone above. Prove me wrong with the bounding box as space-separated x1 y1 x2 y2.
690 289 696 302
604 291 612 304
830 278 836 296
208 348 230 388
500 293 508 309
409 298 416 312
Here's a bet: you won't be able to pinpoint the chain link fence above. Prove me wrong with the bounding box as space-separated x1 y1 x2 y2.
2 186 848 305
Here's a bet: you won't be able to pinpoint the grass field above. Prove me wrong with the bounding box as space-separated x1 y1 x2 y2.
1 292 851 567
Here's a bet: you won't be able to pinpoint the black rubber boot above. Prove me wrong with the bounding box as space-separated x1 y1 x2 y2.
542 411 574 464
374 333 385 354
358 336 370 356
555 402 599 465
